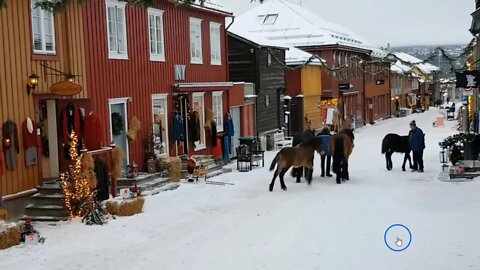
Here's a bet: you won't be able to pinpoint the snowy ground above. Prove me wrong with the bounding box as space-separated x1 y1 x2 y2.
2 107 480 270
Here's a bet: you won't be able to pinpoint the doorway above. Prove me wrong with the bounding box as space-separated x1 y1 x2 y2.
109 99 129 169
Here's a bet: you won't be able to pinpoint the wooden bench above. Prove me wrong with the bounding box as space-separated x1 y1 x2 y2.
236 145 264 172
273 132 293 150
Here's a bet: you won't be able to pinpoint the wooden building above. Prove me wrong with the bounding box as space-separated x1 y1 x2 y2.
0 0 87 199
364 60 391 123
228 32 286 148
285 48 324 134
82 0 236 166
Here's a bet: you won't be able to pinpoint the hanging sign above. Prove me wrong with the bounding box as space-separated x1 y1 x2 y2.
50 81 82 96
455 70 480 88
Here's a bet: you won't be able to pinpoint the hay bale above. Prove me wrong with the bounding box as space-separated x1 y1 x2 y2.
106 197 145 217
169 157 182 182
0 223 21 250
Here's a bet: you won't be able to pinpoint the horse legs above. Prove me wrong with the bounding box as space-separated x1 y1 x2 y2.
269 169 279 192
279 169 288 191
401 152 408 171
343 159 349 181
386 150 393 170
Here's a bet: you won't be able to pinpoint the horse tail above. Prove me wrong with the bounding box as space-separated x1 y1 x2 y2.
269 152 281 171
381 136 388 154
332 136 344 174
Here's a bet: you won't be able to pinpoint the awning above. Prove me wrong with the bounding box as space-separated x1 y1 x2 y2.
173 82 234 92
340 90 359 96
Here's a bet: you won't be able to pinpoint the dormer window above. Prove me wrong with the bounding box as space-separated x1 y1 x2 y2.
258 14 278 25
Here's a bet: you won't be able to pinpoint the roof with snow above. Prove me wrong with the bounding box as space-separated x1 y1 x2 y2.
193 0 232 15
228 31 325 66
393 52 440 74
391 61 412 74
228 0 388 58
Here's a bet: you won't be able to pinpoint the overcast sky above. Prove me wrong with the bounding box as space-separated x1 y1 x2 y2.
222 0 474 47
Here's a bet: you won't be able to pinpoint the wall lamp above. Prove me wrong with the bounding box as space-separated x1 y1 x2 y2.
27 73 39 95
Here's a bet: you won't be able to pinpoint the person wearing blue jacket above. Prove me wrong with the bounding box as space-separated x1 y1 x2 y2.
317 126 332 177
408 120 425 172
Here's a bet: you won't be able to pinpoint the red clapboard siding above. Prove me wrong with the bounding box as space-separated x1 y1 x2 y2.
83 0 230 166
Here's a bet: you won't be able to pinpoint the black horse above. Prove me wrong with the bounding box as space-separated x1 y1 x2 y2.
381 133 413 171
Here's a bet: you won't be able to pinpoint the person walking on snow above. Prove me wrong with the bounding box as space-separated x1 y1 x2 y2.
317 126 332 177
408 120 425 172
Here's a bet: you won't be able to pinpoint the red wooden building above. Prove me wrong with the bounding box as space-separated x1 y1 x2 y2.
82 0 237 167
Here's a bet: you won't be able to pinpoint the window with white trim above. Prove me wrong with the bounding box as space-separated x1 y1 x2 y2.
212 91 223 132
152 94 169 157
31 0 56 54
106 0 128 59
190 17 203 64
148 8 165 62
192 93 206 150
209 22 221 65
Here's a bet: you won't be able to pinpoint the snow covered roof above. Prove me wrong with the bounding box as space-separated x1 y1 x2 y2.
393 52 440 74
391 61 412 74
228 0 387 58
285 47 325 66
229 30 325 66
192 0 233 15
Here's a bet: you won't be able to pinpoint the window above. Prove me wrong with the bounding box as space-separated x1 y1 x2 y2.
31 0 56 54
263 14 278 25
210 22 221 65
265 95 270 107
192 93 206 150
152 94 169 157
148 8 165 61
106 0 128 59
212 91 223 132
190 17 203 64
267 53 272 67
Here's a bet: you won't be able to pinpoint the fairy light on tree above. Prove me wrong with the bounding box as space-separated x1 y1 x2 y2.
60 131 95 218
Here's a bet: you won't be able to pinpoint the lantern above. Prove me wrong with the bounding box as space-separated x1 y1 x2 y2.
439 147 449 172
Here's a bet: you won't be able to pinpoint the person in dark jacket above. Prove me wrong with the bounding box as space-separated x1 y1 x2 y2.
408 120 425 172
317 126 332 177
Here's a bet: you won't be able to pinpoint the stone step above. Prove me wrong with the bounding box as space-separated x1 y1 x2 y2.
20 215 69 223
116 172 166 187
24 204 68 218
116 177 171 194
30 193 66 206
206 168 233 179
142 182 181 196
36 183 63 196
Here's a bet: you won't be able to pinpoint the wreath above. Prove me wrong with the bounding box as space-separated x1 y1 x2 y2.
111 112 124 136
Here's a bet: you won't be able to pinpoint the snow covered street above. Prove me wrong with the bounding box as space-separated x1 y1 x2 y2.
2 108 480 270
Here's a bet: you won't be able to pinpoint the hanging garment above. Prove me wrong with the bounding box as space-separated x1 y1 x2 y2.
211 121 217 147
2 120 19 171
84 112 103 150
191 112 201 142
38 120 49 157
224 115 235 137
22 118 39 166
62 103 82 144
212 138 223 159
0 150 4 177
223 135 230 162
94 158 110 201
172 113 185 142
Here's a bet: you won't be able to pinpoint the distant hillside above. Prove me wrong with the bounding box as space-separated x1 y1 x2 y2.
391 44 468 78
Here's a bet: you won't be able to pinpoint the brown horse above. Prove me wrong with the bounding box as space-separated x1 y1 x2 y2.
330 128 355 184
269 137 324 191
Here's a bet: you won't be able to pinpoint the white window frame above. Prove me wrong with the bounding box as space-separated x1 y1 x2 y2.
192 92 206 151
189 17 203 64
106 0 128 60
147 8 165 62
151 94 169 157
209 22 222 65
31 0 56 54
212 91 224 132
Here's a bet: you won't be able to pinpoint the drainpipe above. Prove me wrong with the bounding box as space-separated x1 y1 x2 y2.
225 15 235 82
